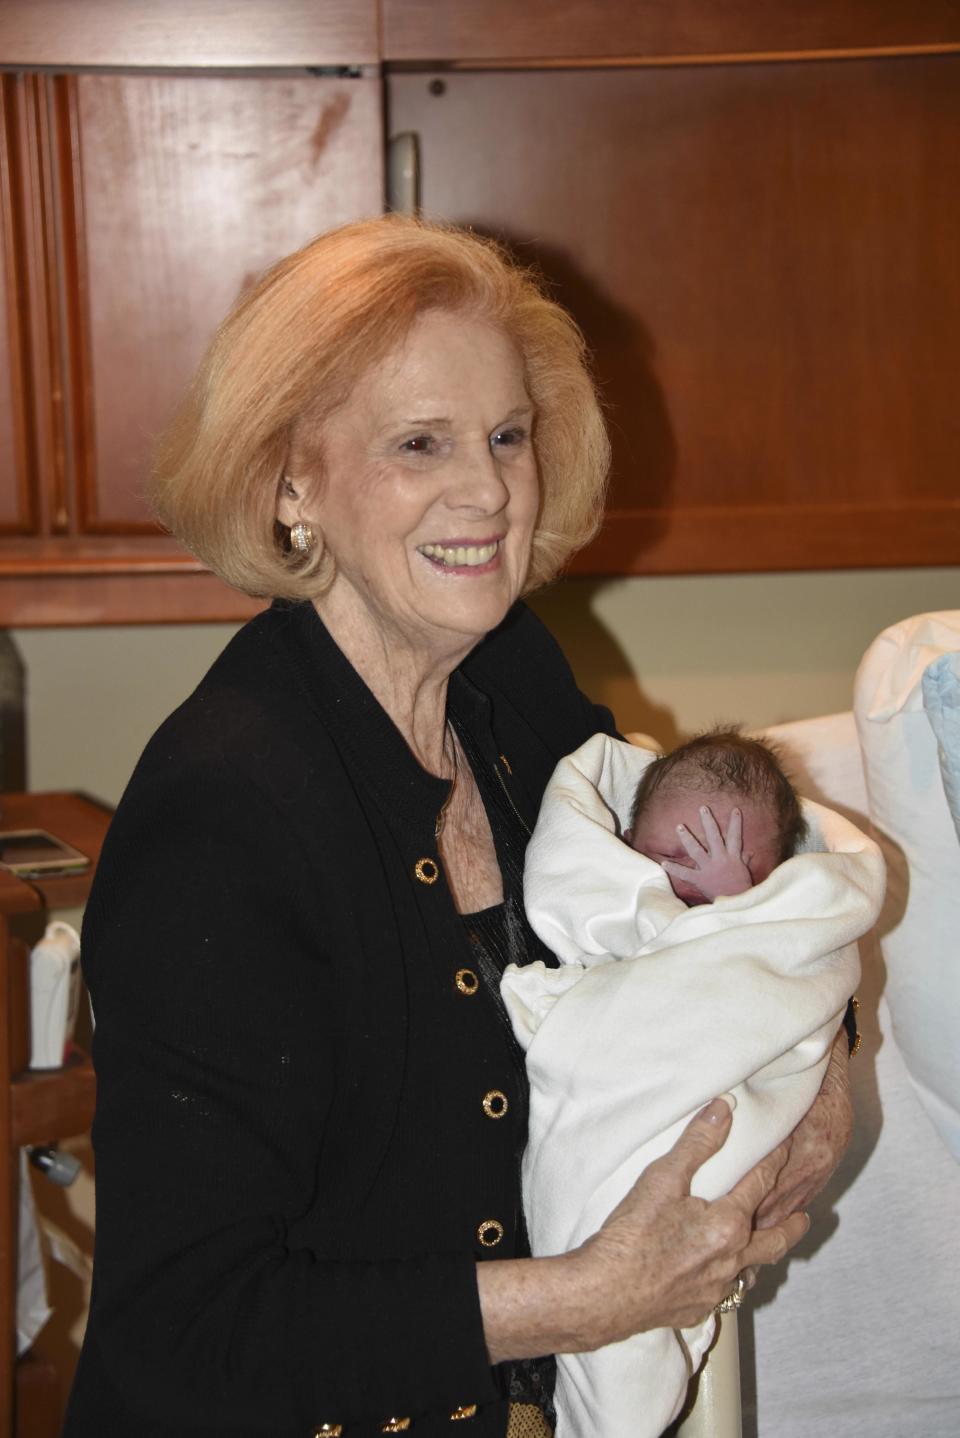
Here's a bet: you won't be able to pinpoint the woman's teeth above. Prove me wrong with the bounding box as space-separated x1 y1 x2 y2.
418 541 499 568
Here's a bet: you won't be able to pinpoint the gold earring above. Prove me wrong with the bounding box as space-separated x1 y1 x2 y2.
290 521 314 553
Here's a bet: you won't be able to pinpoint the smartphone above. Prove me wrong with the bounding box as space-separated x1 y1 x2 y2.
0 829 90 877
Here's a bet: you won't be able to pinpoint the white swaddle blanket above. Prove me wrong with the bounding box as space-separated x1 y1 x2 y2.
500 733 885 1438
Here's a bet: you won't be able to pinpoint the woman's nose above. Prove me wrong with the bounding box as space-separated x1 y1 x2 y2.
452 441 510 513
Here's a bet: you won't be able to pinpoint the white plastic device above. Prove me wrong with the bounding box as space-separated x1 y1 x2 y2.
29 920 82 1070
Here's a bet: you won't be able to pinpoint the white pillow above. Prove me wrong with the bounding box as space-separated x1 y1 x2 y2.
854 611 960 1160
922 651 960 845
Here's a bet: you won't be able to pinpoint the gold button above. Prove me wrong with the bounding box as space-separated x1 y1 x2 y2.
381 1421 411 1433
450 1404 477 1421
414 857 439 885
477 1218 504 1248
455 967 479 995
314 1427 343 1437
482 1089 508 1119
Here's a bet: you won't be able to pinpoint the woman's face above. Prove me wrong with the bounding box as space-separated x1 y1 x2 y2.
285 309 540 661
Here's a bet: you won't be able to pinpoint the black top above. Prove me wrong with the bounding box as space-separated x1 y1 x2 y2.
460 904 557 1427
65 599 614 1438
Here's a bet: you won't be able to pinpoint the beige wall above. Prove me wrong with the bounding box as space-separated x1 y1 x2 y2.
530 567 960 747
9 562 958 1390
13 566 958 805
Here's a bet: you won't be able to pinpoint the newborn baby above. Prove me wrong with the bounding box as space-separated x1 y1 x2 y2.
501 729 884 1438
626 728 807 906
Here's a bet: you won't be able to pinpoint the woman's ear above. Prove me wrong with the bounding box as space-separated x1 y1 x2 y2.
278 424 323 528
276 475 302 530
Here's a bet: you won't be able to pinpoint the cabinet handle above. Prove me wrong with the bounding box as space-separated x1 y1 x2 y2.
387 132 420 216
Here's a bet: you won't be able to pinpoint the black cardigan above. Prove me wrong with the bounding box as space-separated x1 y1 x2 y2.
65 600 615 1438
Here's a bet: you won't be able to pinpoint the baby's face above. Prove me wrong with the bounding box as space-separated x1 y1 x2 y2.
628 789 782 906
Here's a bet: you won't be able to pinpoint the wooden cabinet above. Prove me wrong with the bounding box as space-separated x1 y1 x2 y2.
0 1 958 620
0 793 111 1438
390 51 960 576
0 66 383 624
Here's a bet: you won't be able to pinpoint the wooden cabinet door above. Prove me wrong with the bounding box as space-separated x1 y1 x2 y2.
0 114 29 535
0 68 383 622
390 56 960 574
0 80 39 537
57 71 383 534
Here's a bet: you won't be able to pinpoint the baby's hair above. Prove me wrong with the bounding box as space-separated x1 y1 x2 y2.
630 726 808 863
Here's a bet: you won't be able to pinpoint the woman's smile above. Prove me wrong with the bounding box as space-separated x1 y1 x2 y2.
416 537 503 571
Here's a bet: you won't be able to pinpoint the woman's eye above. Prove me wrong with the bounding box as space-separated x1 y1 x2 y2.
401 433 436 454
490 425 528 450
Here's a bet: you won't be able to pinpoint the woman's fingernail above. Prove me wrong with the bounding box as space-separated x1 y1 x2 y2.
700 1097 732 1124
718 1091 737 1112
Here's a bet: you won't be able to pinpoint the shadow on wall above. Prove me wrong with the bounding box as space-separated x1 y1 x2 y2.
529 579 683 747
466 224 679 570
461 225 683 726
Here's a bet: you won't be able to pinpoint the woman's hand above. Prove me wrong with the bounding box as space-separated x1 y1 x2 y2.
478 1097 809 1363
754 1028 853 1229
575 1097 809 1346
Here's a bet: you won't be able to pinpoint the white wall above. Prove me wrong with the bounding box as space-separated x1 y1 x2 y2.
13 566 958 804
13 622 243 805
530 567 960 746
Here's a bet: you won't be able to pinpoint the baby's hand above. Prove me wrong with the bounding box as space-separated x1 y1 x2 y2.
661 806 754 901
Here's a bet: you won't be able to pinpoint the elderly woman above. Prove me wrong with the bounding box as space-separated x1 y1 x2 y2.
65 217 848 1438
